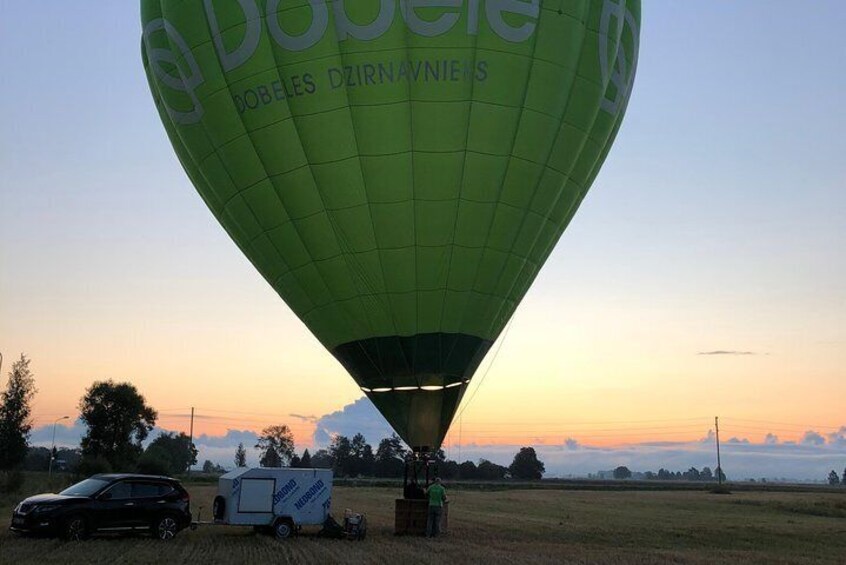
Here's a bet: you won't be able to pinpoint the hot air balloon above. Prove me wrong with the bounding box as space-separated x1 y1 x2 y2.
142 0 640 456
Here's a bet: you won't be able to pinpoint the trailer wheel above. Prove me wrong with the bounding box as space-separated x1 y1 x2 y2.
273 518 295 540
212 496 225 520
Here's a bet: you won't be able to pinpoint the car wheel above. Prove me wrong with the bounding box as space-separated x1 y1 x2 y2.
63 515 88 541
154 515 180 541
274 519 294 540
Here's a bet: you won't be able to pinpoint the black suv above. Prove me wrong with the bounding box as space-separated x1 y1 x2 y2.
10 474 192 540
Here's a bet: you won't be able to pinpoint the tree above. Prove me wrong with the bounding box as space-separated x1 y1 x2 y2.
828 470 840 485
613 466 632 480
202 460 226 474
260 446 282 467
0 354 37 470
458 460 478 479
24 446 51 472
477 459 508 480
350 433 375 477
329 435 353 476
144 431 197 475
508 447 545 480
136 445 171 475
374 434 407 478
311 449 333 469
300 449 312 468
842 467 846 486
255 425 295 467
439 459 460 479
716 466 727 482
234 442 247 467
290 454 302 468
683 467 701 481
79 380 157 471
701 466 714 481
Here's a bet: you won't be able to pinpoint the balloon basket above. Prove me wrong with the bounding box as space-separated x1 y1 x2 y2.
394 498 449 536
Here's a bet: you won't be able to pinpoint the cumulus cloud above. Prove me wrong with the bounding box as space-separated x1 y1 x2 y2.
764 433 779 445
801 431 825 446
826 427 846 447
194 429 257 448
698 350 756 356
311 397 393 447
30 420 85 447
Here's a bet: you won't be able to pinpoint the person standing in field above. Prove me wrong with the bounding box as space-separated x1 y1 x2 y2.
426 477 447 538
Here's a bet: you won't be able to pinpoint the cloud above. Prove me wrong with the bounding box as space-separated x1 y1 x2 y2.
194 429 257 448
27 407 846 482
826 427 846 447
801 431 825 446
290 413 318 423
449 434 846 482
698 350 756 356
311 397 394 447
30 420 85 447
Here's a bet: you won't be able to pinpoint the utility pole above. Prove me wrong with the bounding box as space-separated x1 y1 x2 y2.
188 407 195 476
715 416 723 486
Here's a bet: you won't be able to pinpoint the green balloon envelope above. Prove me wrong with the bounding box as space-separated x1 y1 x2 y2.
142 0 640 453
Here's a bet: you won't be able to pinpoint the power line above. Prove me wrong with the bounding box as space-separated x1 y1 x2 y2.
722 417 843 431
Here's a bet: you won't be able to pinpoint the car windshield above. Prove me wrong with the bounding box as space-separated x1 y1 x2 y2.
59 478 110 497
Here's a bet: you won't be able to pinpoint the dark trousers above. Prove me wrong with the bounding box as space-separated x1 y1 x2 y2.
426 505 443 537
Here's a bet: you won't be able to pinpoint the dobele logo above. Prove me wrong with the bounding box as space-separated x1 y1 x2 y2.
144 0 638 124
599 0 639 115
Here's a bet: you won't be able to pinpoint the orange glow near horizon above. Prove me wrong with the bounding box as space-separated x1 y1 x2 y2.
8 242 846 452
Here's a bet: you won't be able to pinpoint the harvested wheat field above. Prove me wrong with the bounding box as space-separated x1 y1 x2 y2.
2 483 846 564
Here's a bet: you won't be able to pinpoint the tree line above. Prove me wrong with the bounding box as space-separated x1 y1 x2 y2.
5 355 843 485
0 356 546 481
603 466 728 482
827 469 846 486
235 425 546 480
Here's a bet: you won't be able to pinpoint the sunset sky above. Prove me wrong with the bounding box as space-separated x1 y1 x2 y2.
1 3 844 477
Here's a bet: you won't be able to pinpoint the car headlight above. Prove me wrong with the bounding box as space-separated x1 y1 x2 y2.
33 504 59 514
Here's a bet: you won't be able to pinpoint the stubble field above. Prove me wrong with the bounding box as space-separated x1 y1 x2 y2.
2 482 846 564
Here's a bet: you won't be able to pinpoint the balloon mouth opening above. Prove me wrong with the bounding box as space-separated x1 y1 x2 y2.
361 379 469 393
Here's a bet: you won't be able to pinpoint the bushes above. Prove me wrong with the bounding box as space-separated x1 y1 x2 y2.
0 470 25 495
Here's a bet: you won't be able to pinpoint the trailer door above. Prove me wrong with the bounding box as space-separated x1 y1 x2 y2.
238 478 275 513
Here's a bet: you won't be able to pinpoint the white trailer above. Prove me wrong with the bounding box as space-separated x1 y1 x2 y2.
211 467 333 539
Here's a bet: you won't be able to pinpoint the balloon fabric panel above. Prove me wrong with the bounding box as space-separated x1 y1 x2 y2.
143 0 640 452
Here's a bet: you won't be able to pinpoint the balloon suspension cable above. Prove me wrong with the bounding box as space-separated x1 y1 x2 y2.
402 450 438 500
453 316 515 424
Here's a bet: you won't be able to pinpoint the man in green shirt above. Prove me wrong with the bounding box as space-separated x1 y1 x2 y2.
426 477 447 537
